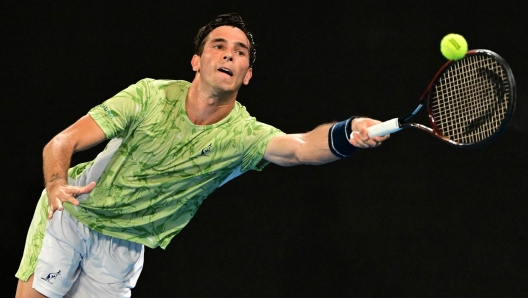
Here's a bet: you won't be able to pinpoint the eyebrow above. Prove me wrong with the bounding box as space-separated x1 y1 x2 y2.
210 37 250 51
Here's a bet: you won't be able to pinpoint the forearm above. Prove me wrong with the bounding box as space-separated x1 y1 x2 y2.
264 123 341 167
41 115 106 218
265 117 387 167
295 123 340 165
42 115 107 190
43 135 74 191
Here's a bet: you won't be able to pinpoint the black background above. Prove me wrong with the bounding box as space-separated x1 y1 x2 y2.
3 1 527 297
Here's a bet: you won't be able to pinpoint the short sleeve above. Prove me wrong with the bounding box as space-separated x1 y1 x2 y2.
88 78 153 139
241 121 285 172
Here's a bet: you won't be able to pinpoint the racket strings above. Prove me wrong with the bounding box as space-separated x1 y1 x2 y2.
430 54 511 144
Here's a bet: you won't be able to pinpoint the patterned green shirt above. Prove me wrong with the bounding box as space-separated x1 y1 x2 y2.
63 78 284 249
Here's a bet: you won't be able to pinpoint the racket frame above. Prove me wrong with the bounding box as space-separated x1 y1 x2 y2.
367 49 516 147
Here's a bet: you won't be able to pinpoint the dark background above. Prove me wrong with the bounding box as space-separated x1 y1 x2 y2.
3 1 527 297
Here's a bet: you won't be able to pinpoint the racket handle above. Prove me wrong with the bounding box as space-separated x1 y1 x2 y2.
367 118 401 137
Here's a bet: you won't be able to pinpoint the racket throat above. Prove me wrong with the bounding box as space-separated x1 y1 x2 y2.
403 103 424 122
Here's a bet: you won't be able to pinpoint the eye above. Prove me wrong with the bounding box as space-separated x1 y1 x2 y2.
236 50 246 56
213 44 223 49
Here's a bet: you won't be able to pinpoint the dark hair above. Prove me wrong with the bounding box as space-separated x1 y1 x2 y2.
194 13 256 67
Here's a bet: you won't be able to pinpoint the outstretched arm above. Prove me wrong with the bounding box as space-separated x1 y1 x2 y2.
263 117 389 167
43 114 106 218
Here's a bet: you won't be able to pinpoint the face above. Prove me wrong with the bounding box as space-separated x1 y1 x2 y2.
191 26 253 93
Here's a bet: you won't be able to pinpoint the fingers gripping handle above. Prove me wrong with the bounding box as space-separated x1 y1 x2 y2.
367 118 401 137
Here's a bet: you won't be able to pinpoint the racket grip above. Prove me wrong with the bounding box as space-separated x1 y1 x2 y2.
367 118 401 137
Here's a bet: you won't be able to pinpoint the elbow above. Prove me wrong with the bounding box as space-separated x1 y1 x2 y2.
43 137 57 155
43 133 75 156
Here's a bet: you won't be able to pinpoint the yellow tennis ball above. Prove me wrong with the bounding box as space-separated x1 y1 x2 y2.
440 33 468 60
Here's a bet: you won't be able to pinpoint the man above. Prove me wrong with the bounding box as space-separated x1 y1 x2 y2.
15 13 389 297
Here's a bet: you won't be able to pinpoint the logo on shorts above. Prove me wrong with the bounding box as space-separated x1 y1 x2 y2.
41 270 61 284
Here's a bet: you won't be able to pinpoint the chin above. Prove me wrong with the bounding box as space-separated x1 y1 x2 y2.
213 84 238 94
219 80 242 90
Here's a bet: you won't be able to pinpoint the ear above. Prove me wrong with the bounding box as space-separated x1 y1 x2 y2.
191 55 200 72
243 67 253 85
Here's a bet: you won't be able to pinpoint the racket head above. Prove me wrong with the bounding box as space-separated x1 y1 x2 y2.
426 49 516 147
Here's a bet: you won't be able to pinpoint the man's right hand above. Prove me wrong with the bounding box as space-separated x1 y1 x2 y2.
46 181 96 219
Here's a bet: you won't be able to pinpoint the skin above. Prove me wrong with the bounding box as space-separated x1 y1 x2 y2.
15 25 389 297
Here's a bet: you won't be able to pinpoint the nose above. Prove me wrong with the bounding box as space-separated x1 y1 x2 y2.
223 55 233 62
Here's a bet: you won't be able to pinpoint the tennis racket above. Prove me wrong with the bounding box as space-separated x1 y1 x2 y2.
367 49 516 147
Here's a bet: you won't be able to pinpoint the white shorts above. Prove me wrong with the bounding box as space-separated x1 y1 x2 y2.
30 138 144 297
33 208 144 298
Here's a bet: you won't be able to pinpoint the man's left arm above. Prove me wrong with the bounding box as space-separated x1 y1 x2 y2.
263 117 390 167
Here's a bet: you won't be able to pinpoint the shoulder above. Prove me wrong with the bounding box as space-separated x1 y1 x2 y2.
230 101 284 136
135 78 191 91
130 79 191 103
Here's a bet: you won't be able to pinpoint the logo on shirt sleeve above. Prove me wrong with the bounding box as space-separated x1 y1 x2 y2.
100 104 115 119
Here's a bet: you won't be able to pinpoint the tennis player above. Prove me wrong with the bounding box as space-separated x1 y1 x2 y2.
15 13 389 297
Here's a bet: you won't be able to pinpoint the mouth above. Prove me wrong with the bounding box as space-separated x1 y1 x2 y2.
218 67 233 76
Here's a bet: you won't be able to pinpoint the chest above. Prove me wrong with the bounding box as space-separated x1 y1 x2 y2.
118 116 245 176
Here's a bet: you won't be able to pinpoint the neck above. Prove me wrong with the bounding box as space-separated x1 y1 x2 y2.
185 78 237 125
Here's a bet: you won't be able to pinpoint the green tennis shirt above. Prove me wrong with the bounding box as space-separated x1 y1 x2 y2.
63 78 284 249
